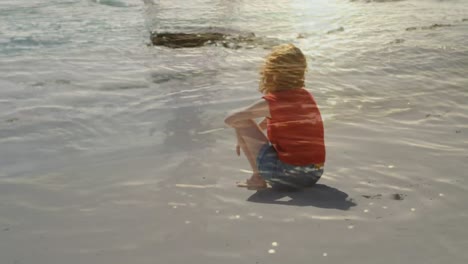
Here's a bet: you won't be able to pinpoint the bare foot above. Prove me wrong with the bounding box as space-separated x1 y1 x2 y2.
236 174 267 190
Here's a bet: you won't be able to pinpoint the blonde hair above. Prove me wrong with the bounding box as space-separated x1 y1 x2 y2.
259 43 307 94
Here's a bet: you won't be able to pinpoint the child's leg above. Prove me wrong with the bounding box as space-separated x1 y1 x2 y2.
234 119 268 187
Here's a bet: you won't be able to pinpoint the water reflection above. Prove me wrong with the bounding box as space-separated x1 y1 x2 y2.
162 105 216 152
159 52 227 154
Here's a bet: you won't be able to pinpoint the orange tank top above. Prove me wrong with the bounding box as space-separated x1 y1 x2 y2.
263 88 326 166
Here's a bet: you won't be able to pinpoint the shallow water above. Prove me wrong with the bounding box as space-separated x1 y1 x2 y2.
1 0 468 263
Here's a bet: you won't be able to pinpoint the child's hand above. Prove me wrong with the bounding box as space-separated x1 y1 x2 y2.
236 144 241 156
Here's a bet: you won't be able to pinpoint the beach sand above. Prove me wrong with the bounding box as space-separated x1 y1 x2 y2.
1 106 468 264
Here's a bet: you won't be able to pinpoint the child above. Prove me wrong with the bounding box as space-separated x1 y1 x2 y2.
224 44 326 191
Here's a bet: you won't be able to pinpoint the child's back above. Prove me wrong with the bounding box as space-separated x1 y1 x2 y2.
263 88 325 166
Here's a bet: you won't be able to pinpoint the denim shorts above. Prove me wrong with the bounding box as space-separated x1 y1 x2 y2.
256 144 323 190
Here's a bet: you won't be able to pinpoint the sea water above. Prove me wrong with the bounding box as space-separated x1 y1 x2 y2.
1 0 467 175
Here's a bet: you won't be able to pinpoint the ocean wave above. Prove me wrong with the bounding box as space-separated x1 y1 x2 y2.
6 36 68 47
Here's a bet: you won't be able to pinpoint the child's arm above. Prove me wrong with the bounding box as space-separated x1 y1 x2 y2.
224 99 270 128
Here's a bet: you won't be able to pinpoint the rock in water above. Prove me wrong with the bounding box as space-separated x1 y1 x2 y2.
327 27 344 34
150 30 280 49
150 32 227 48
406 27 418 31
421 24 452 30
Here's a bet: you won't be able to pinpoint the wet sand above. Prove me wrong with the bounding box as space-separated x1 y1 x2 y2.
1 102 468 263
